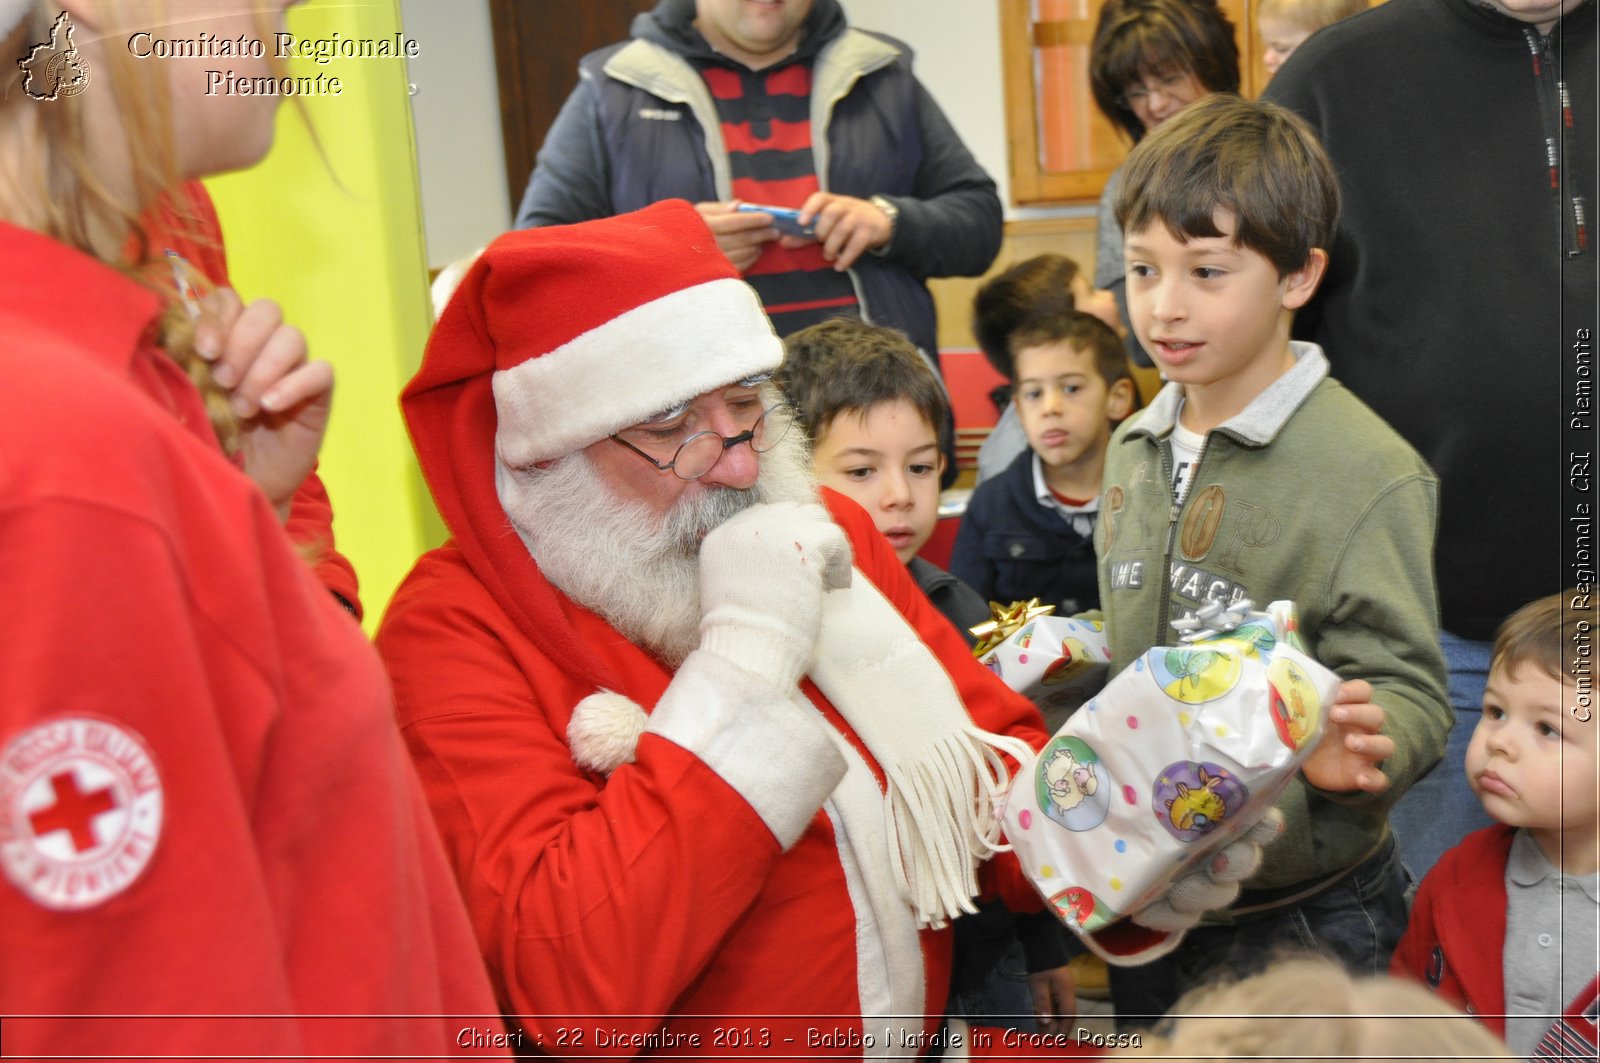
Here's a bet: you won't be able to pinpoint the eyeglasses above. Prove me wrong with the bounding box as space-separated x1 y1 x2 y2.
1120 71 1193 110
610 402 796 480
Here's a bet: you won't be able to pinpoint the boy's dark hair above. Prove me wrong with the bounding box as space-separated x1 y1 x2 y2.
1009 310 1133 394
1090 0 1240 144
1491 590 1587 683
1114 93 1340 278
777 318 950 449
972 254 1082 378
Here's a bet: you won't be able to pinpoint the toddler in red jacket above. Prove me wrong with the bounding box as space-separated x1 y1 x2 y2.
1392 590 1599 1058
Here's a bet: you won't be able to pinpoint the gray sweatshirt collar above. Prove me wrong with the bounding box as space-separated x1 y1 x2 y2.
1129 341 1330 446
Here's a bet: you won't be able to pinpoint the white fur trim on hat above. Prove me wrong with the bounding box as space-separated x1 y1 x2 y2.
492 277 784 468
568 690 649 775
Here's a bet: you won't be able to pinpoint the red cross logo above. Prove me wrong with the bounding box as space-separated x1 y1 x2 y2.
29 770 118 853
3 719 164 910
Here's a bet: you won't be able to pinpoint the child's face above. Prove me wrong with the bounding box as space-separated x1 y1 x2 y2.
1467 662 1598 846
1124 210 1323 416
1259 19 1312 76
1013 342 1131 480
810 399 944 564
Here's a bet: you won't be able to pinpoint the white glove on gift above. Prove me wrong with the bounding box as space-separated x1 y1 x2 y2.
1130 807 1286 933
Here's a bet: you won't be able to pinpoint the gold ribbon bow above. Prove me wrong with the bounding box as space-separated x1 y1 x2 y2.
969 598 1055 658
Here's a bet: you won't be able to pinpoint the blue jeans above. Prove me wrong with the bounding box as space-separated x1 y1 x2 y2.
1387 629 1496 883
1107 835 1411 1029
946 938 1036 1033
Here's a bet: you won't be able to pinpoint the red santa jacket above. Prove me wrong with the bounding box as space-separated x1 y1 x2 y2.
376 484 1087 1054
0 224 501 1056
1391 823 1514 1034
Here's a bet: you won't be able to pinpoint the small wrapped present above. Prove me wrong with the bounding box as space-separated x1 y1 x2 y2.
973 602 1112 731
999 601 1338 942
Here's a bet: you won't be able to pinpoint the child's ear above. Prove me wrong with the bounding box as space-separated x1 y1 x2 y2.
1282 248 1329 311
1106 378 1136 422
935 451 948 475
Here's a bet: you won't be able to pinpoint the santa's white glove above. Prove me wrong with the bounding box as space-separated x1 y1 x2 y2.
698 501 852 691
1131 807 1287 933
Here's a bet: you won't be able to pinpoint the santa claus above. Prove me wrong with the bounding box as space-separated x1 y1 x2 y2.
378 200 1270 1055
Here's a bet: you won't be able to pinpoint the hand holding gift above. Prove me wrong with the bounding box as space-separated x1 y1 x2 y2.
1304 679 1393 795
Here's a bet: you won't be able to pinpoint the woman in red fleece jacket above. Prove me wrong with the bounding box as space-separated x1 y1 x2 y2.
0 1 501 1056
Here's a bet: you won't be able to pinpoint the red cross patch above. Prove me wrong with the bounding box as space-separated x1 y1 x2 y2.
0 717 163 910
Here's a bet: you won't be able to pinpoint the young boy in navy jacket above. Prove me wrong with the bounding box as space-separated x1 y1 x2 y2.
951 309 1134 613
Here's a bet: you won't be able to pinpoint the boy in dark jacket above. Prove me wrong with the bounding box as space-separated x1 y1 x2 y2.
971 254 1125 484
951 310 1134 613
778 317 1079 1033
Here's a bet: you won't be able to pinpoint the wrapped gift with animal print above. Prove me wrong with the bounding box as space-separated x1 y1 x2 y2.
976 612 1115 732
998 601 1338 943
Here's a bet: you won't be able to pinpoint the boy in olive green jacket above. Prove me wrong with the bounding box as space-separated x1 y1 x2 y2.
1093 94 1450 1027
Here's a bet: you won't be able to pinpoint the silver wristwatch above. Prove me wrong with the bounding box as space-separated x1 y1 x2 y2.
869 195 899 256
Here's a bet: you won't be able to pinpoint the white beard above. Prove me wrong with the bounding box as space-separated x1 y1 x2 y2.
496 426 818 666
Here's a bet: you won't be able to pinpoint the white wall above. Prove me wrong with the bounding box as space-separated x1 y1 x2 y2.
845 0 1008 202
400 0 510 269
846 0 1087 222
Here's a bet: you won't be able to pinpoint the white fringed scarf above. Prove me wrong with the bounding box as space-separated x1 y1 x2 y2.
809 567 1036 929
567 565 1036 931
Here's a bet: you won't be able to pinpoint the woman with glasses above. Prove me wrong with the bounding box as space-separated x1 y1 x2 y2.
1088 0 1241 367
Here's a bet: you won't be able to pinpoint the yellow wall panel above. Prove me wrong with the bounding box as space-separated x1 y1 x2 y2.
205 0 445 632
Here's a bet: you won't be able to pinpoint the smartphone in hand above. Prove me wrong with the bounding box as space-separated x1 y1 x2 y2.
735 203 816 239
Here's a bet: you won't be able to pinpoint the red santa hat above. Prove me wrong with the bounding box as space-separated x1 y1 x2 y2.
434 200 784 468
401 201 784 691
